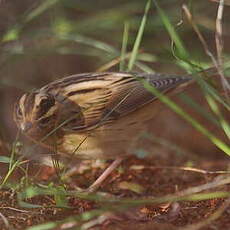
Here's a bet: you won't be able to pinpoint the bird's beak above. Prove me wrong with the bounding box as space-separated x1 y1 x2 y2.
21 122 33 132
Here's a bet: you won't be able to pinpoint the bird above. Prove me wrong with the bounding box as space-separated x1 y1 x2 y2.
14 71 194 192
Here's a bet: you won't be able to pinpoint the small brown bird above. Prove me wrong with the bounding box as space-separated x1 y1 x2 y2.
14 72 193 191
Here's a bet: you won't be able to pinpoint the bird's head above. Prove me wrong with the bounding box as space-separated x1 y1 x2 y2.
14 91 59 139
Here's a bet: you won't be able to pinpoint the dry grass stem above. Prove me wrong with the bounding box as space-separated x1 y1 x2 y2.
132 165 230 174
182 4 230 97
0 211 10 229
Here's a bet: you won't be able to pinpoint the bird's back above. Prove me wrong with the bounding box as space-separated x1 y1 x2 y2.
55 72 192 159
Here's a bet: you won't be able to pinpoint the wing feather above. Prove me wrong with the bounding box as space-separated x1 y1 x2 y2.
45 72 191 131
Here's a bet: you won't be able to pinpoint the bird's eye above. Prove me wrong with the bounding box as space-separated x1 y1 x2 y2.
40 97 55 111
37 95 55 118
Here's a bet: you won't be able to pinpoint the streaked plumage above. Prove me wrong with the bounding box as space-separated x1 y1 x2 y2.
14 72 191 158
14 72 192 191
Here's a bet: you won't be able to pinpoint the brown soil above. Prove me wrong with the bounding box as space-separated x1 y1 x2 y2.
0 151 229 230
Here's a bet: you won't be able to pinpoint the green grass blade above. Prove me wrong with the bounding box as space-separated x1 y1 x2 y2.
59 33 117 55
25 0 60 23
0 156 11 163
2 0 61 41
206 94 230 140
179 93 220 127
204 86 230 111
153 0 190 61
26 222 56 230
120 22 129 71
128 0 151 71
141 80 230 156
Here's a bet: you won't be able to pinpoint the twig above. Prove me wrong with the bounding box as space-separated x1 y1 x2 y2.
130 165 230 174
81 212 114 230
182 4 230 97
0 207 29 213
216 0 224 67
0 212 10 229
215 0 230 97
175 175 229 198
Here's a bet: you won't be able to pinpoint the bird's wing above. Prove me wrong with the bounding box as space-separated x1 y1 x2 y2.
104 73 191 118
52 72 191 131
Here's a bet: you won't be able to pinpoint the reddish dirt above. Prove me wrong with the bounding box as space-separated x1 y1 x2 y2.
0 151 229 230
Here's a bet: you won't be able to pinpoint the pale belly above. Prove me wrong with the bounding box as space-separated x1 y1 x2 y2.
57 100 164 159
